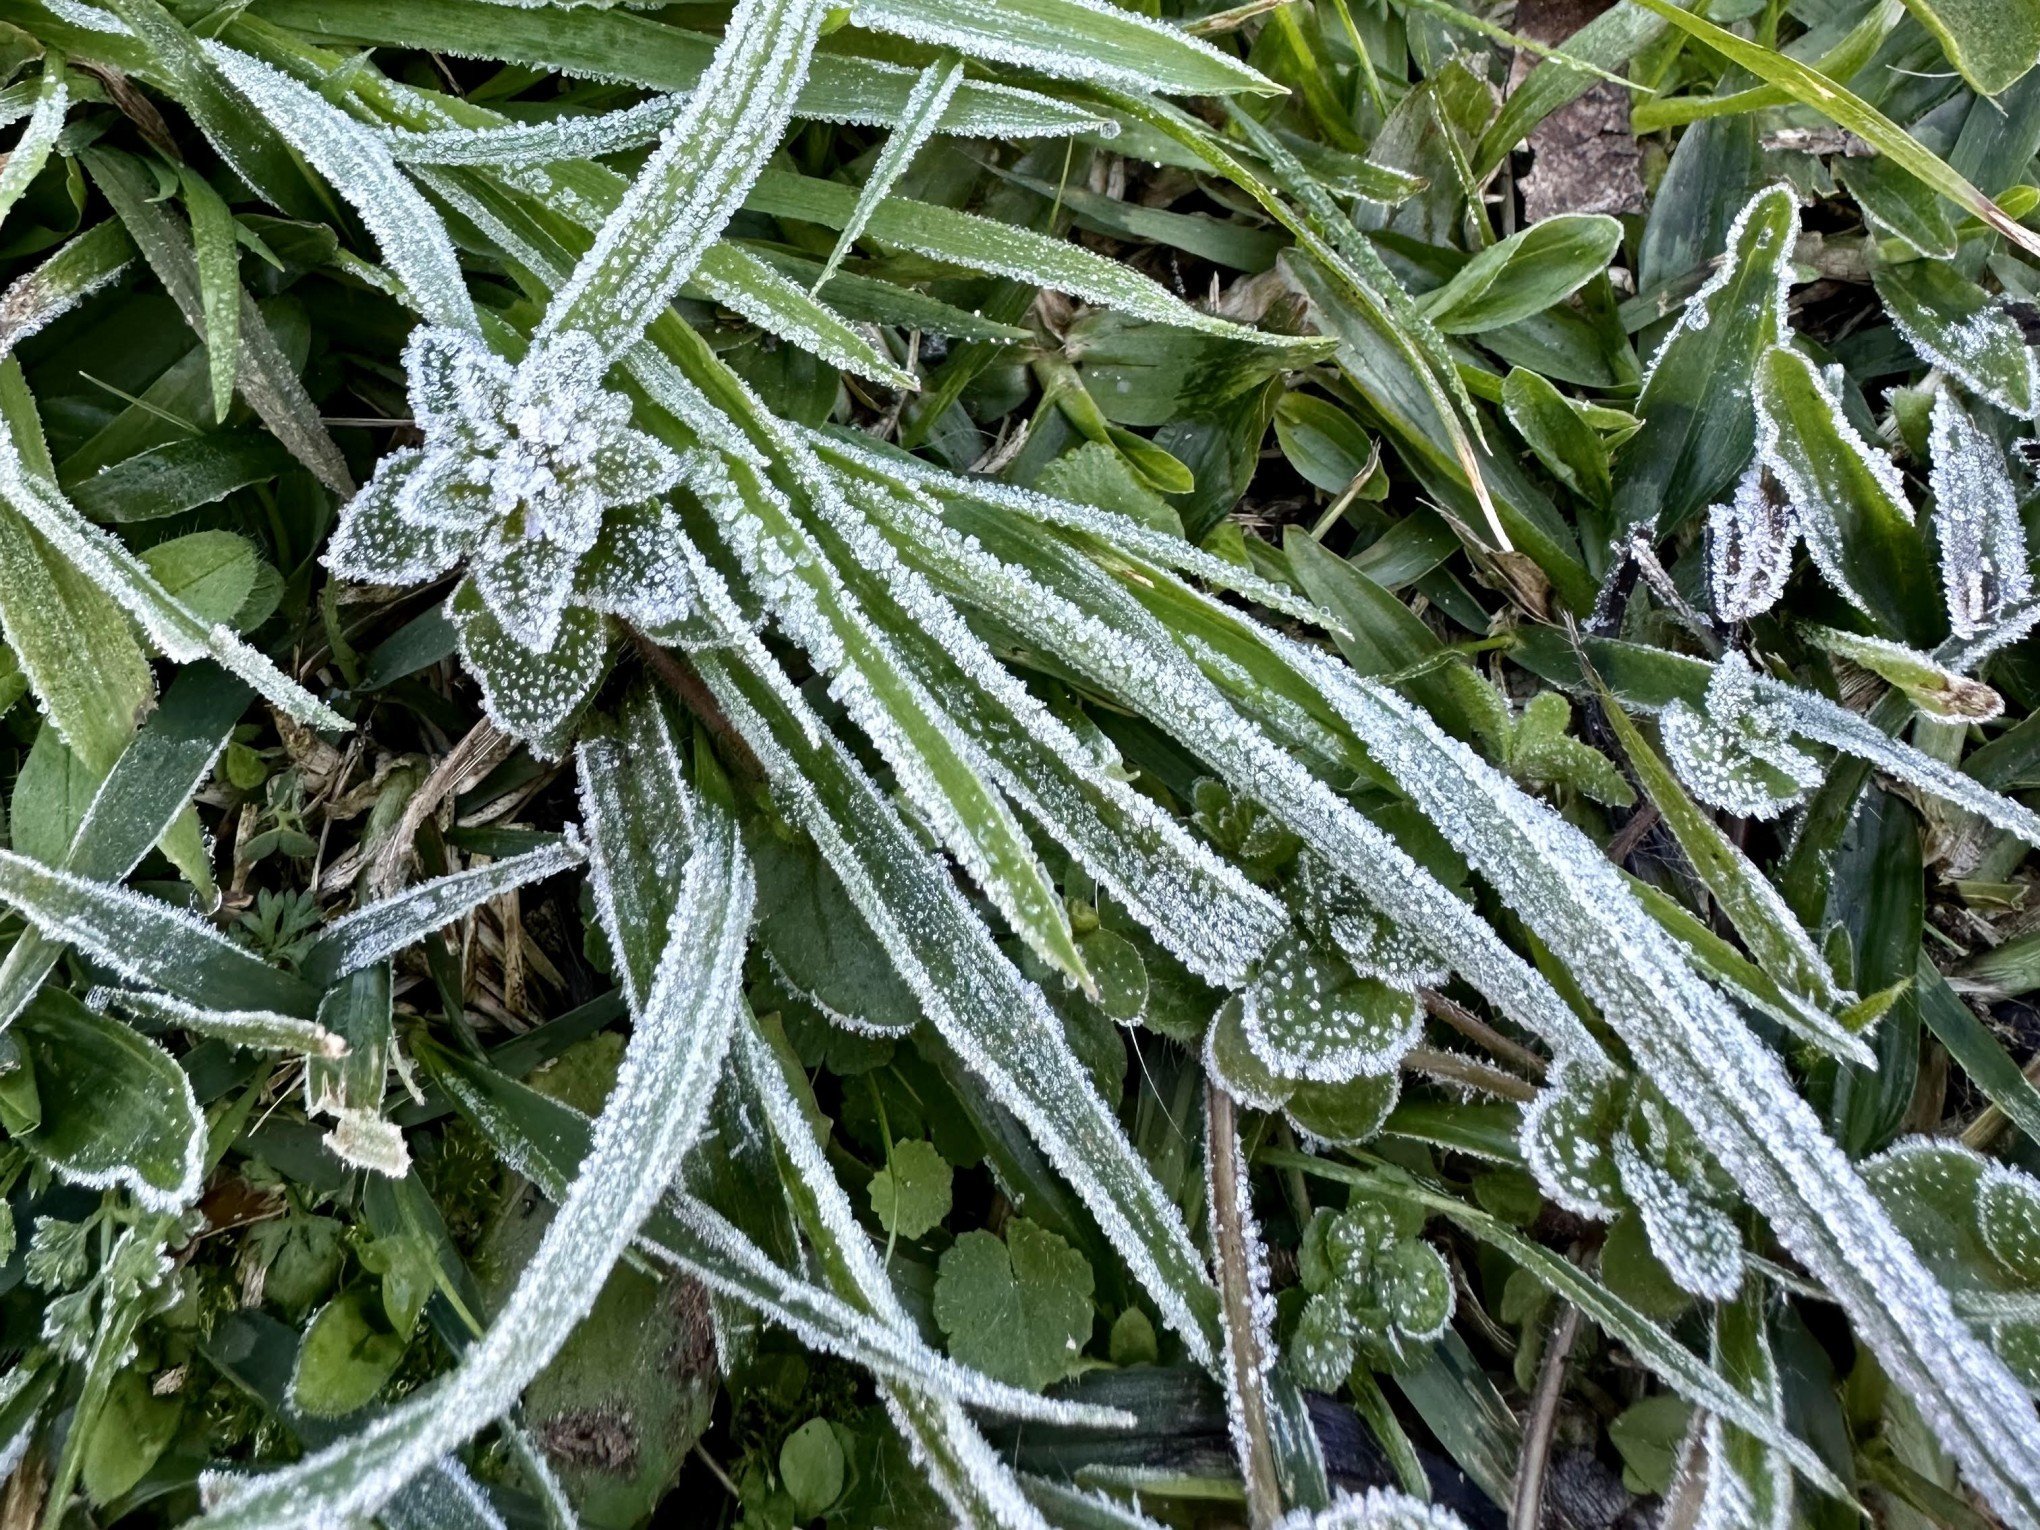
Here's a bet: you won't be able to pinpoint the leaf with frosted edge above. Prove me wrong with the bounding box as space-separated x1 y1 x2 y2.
532 0 827 362
193 731 753 1530
0 425 347 729
81 146 353 494
1693 1281 1793 1530
690 633 1225 1366
382 91 689 165
1874 256 2040 419
694 243 916 389
298 836 585 985
1660 654 1823 821
1753 345 1932 634
379 1458 506 1530
7 989 203 1213
1799 623 2003 721
745 169 1311 345
89 987 345 1058
812 58 962 294
733 1022 1060 1530
832 474 1284 987
1931 390 2032 641
817 430 1330 626
1617 183 1797 534
847 0 1276 95
423 1034 1133 1429
0 847 318 1015
1612 1134 1743 1300
1283 654 2040 1523
1596 684 1854 1034
857 485 1606 1070
201 42 479 334
1240 934 1420 1083
0 65 66 232
1706 465 1797 622
1520 1063 1627 1217
0 220 136 361
1273 1487 1471 1528
449 582 611 759
681 449 1089 991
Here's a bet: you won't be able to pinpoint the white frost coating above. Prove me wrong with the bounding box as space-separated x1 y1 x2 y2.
0 846 303 1006
307 835 585 978
327 1108 411 1178
41 0 128 31
382 93 689 166
379 1458 507 1530
1694 1291 1792 1530
1204 1088 1278 1514
1751 668 2040 847
1276 1487 1471 1529
848 0 1269 95
27 1033 204 1214
1519 1063 1625 1218
695 244 917 389
1239 935 1420 1082
1882 279 2040 420
1293 654 2040 1527
654 1196 1135 1427
196 748 754 1530
0 226 134 363
0 427 347 729
1706 465 1797 622
818 430 1332 625
533 0 827 362
696 639 1224 1367
1660 653 1823 821
812 58 962 293
0 71 67 229
1930 390 2032 641
733 1023 1056 1530
88 986 345 1058
1612 1135 1743 1300
868 491 1607 1066
836 475 1285 986
683 448 1078 982
200 43 479 335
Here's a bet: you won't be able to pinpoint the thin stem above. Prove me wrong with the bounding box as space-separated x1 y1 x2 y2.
1403 1044 1541 1104
1420 989 1549 1081
1510 1302 1581 1530
1205 1083 1284 1529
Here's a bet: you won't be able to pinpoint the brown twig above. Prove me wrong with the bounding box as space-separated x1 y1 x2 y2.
1403 1044 1540 1104
371 717 514 898
1421 988 1549 1081
1205 1084 1284 1529
1511 1302 1582 1530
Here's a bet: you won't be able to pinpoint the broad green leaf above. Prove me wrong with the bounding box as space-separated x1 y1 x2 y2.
291 1288 407 1418
1900 0 2040 96
1874 255 2040 419
1836 156 1958 259
1614 183 1796 533
81 1367 182 1506
1417 215 1622 334
69 430 297 524
197 713 754 1527
1627 0 2040 261
142 529 259 629
179 165 241 424
935 1220 1096 1391
9 988 203 1211
1274 393 1376 494
868 1137 954 1239
1502 367 1611 508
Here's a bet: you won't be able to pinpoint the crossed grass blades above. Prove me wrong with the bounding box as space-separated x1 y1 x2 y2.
2 0 2040 1524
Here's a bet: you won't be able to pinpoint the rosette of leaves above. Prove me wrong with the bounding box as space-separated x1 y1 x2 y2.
1287 1200 1454 1389
328 326 693 754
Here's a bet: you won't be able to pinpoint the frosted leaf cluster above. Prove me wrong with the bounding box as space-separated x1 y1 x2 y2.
1705 465 1797 621
1660 653 1823 819
328 326 695 749
1287 1201 1454 1389
1239 932 1422 1083
1275 1490 1469 1530
1931 390 2034 642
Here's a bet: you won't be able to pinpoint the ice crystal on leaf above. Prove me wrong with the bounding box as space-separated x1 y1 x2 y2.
1239 932 1421 1084
1287 1202 1454 1388
1660 653 1823 820
1706 465 1798 621
1275 1489 1469 1530
1931 389 2033 641
328 326 688 752
1521 1063 1628 1218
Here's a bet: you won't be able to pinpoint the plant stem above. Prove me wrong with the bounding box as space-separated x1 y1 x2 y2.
1511 1302 1581 1530
1205 1083 1284 1529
